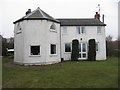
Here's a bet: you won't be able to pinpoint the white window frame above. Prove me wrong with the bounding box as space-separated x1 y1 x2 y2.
29 45 41 57
50 23 57 32
49 44 57 56
97 26 102 34
64 43 72 53
96 42 100 52
62 26 67 35
76 26 86 34
16 22 22 34
78 42 87 60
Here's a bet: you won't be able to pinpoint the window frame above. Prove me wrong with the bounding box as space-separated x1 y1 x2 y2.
49 44 57 56
97 26 102 34
64 43 71 53
96 42 100 52
16 22 22 34
76 26 86 34
29 45 41 56
50 23 57 32
62 26 67 35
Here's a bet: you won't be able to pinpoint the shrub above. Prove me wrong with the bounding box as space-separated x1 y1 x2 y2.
71 39 79 61
88 39 96 61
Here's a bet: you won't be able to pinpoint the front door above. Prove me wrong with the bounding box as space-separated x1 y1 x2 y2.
79 43 87 60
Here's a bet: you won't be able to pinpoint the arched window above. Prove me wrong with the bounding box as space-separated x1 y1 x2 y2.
50 23 56 30
16 23 22 34
17 23 22 30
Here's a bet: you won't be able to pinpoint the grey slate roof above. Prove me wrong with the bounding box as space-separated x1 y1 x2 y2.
14 7 106 26
13 7 60 24
57 19 106 26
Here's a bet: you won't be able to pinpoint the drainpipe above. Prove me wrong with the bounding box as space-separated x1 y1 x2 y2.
59 24 62 61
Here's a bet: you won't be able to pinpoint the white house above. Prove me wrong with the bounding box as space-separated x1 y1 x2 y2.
14 7 106 65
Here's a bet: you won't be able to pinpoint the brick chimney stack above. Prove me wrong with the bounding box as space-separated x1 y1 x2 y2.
94 12 100 21
26 9 31 15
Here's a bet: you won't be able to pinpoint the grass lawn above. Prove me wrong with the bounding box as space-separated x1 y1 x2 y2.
2 57 118 88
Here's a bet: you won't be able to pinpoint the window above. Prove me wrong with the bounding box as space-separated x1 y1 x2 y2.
96 42 99 51
50 44 56 54
79 43 87 59
65 43 71 52
82 43 86 52
81 27 85 33
17 23 22 30
30 46 40 55
50 23 56 30
76 26 85 34
97 26 102 33
16 23 22 34
63 26 67 34
76 26 80 34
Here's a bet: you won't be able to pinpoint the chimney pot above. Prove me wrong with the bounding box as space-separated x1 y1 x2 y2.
102 14 104 23
26 9 31 15
94 12 100 21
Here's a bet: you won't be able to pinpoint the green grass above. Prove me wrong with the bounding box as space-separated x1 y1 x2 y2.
2 57 118 88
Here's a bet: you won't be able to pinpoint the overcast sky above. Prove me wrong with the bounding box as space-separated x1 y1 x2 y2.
0 0 119 40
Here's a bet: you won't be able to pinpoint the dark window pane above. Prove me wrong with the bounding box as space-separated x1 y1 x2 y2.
82 43 86 52
77 26 80 34
83 53 86 58
81 27 85 33
51 44 56 54
31 46 40 55
65 43 71 52
79 54 81 58
79 44 81 52
50 24 56 30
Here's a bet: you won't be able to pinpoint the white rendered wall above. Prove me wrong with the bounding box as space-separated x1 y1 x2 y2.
46 21 61 63
15 20 61 65
61 26 106 60
14 22 24 64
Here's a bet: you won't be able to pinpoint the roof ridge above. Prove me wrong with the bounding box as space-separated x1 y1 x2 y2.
25 8 38 18
38 8 46 18
57 18 95 20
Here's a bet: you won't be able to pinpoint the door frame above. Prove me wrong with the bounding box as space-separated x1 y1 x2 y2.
78 42 87 60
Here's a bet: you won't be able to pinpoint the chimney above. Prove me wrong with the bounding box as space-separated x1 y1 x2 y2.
94 12 100 21
26 9 31 15
102 14 104 23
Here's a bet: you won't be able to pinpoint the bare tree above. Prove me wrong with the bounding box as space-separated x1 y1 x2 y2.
106 35 113 42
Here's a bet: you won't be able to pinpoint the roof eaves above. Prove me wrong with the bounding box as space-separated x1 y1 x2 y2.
13 18 60 24
60 24 106 26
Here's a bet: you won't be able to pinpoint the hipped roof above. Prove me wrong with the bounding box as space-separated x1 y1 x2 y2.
13 7 60 24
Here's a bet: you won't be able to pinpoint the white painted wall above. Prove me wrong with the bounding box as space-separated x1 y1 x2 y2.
14 20 61 65
61 26 106 60
14 19 106 65
14 22 24 64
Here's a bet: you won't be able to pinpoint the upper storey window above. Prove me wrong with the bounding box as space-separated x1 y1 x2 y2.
16 22 22 34
62 26 67 34
97 26 102 34
76 26 85 34
50 23 56 32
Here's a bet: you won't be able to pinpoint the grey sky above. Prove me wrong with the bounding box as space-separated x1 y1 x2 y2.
0 0 119 40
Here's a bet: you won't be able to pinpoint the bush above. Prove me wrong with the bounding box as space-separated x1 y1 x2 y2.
71 39 79 61
88 39 96 61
